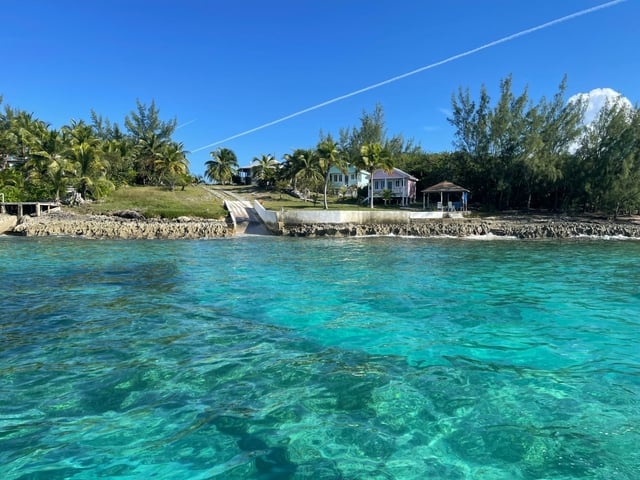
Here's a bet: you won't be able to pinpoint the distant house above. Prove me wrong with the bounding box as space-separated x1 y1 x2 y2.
371 168 418 206
235 167 253 185
1 155 27 170
327 164 369 191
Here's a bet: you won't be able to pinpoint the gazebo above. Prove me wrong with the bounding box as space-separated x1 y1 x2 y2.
422 181 469 212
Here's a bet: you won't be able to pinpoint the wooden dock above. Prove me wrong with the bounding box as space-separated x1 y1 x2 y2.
0 201 60 217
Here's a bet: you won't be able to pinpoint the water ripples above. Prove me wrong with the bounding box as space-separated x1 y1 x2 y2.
1 237 640 478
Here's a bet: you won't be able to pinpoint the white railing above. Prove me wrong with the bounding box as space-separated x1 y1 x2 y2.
373 188 405 195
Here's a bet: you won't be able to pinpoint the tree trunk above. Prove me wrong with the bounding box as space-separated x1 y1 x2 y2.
323 171 330 209
369 177 374 209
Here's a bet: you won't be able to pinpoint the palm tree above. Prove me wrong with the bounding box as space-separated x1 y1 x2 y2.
27 129 69 200
68 143 100 199
156 142 189 190
47 157 76 201
0 106 13 169
293 150 323 198
23 127 61 185
281 149 308 191
11 110 48 161
101 137 136 186
123 100 178 185
63 121 105 199
316 136 346 209
64 119 96 146
30 129 64 167
0 109 51 199
358 142 394 208
135 132 165 184
0 165 26 201
251 154 278 188
205 147 238 185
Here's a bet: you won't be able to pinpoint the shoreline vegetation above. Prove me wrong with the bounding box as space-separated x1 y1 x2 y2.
3 77 640 224
3 186 640 239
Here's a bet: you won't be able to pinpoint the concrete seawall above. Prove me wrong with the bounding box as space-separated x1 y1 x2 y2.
280 209 452 225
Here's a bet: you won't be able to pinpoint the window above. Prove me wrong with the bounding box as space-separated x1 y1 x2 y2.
396 180 401 187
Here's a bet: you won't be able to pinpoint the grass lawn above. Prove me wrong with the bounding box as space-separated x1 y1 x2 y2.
251 189 398 211
69 184 428 219
71 185 227 219
189 185 375 210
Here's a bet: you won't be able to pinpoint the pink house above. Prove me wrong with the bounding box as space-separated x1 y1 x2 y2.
371 168 418 206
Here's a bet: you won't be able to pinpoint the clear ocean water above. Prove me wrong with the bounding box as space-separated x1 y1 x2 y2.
1 235 639 480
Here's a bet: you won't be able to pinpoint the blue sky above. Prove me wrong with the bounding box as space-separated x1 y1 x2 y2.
2 0 638 175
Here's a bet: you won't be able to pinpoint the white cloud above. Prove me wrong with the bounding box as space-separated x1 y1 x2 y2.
566 88 633 153
568 87 632 125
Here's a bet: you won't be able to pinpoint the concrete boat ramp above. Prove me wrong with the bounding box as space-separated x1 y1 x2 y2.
205 188 272 236
224 199 272 235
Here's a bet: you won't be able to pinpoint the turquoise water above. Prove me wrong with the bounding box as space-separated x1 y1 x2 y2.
1 235 639 479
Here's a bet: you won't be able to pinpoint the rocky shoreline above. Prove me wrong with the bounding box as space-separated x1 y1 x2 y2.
3 211 640 240
281 217 640 239
3 211 232 239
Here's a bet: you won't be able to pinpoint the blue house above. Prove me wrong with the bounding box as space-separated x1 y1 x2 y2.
327 164 369 191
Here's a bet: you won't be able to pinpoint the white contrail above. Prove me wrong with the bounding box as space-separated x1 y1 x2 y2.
192 0 626 153
177 119 197 129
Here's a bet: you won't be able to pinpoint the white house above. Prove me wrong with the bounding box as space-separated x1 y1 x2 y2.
371 168 418 206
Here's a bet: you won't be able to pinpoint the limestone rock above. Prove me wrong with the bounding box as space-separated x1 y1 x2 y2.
113 210 145 220
11 212 232 239
0 214 18 234
280 219 640 239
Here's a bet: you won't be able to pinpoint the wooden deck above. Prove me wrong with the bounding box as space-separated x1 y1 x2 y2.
0 201 60 217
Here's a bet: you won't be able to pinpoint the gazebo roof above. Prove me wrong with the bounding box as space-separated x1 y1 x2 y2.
422 180 469 193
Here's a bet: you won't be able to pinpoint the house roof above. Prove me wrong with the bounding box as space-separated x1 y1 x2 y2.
328 164 370 175
372 167 418 181
422 181 469 193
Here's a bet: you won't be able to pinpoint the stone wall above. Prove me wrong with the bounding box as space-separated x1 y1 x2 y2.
281 218 640 239
10 212 232 239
